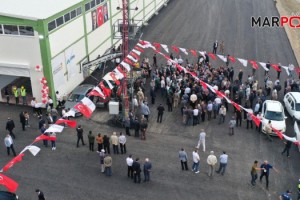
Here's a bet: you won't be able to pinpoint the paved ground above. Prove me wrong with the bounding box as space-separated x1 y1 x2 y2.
1 0 300 199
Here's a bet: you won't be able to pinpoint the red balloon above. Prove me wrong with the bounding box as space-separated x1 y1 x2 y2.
42 100 47 104
42 94 47 98
42 77 46 80
43 85 47 89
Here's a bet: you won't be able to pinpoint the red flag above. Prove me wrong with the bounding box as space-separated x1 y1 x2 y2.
271 64 281 72
109 72 120 85
99 81 112 97
250 114 261 127
272 128 284 139
249 60 258 69
138 40 148 46
55 119 77 128
294 141 300 146
190 49 198 57
97 6 104 27
134 46 144 53
228 55 236 62
215 90 226 98
153 42 161 50
2 154 25 172
231 101 241 111
294 68 300 73
208 53 217 60
34 134 57 143
88 86 106 98
199 80 207 90
0 174 19 192
74 103 93 118
171 45 180 53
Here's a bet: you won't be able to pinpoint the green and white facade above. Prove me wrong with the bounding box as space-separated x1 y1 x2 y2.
0 0 168 102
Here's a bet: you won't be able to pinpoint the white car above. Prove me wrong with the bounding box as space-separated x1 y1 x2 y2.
283 92 300 122
261 100 287 136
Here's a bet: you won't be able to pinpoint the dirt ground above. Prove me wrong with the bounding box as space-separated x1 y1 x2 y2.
277 0 300 66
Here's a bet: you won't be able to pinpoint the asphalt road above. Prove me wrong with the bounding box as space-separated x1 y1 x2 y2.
0 0 300 199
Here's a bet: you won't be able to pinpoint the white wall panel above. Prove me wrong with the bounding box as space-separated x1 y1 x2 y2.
144 1 155 21
89 38 111 61
87 22 111 55
49 16 84 57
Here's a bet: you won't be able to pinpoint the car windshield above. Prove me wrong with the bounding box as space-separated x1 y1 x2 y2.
265 111 284 121
68 94 85 102
296 103 300 111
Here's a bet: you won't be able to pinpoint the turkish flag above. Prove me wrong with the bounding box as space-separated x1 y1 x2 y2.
97 6 104 27
271 64 281 72
272 128 284 139
153 42 161 50
99 81 112 97
88 86 106 98
0 174 19 192
228 55 236 62
199 80 208 90
2 154 25 172
249 60 258 69
74 103 93 118
55 119 77 128
171 45 180 53
250 114 261 127
208 53 217 60
34 134 57 143
190 49 198 57
110 72 121 85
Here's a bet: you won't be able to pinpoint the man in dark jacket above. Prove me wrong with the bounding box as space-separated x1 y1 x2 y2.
140 118 148 140
132 158 141 183
157 104 165 123
134 118 140 138
38 116 46 129
281 140 292 157
143 158 152 182
35 189 46 200
6 118 16 139
19 111 26 131
76 125 85 148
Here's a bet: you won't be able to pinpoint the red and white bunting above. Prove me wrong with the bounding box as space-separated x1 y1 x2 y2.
89 86 106 98
132 49 141 56
237 58 248 67
258 62 269 71
127 55 138 63
45 124 64 133
282 66 290 76
1 154 25 172
179 47 188 55
161 44 169 53
249 60 259 69
217 54 227 63
120 61 131 71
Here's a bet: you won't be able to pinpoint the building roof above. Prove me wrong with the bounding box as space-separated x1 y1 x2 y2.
0 0 82 21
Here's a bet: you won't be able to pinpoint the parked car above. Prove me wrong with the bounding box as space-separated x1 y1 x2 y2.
294 122 300 152
283 92 300 122
0 191 18 200
261 100 287 136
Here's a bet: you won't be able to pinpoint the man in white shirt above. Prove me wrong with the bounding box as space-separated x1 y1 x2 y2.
119 132 127 154
216 151 228 175
192 149 200 173
193 108 199 126
126 155 134 179
197 129 206 152
207 151 218 176
184 87 191 95
161 78 166 97
4 134 16 156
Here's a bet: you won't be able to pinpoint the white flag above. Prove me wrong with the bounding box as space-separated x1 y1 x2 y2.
161 44 169 53
27 146 41 156
45 124 64 133
103 74 115 89
199 51 206 57
120 61 131 71
283 134 298 143
237 58 248 67
66 109 75 117
258 62 269 71
179 48 188 55
127 55 138 63
217 54 227 63
282 66 290 76
81 97 96 112
132 49 141 56
113 68 125 79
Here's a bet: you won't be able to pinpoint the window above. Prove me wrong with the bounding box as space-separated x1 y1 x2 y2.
56 16 64 27
48 20 56 31
76 7 82 15
3 25 19 35
0 25 3 34
291 101 295 110
96 0 101 5
64 13 71 23
91 0 95 8
19 26 34 36
85 3 90 11
71 10 76 19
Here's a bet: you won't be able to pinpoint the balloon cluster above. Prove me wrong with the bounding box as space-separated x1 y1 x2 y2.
40 77 49 104
35 65 42 72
